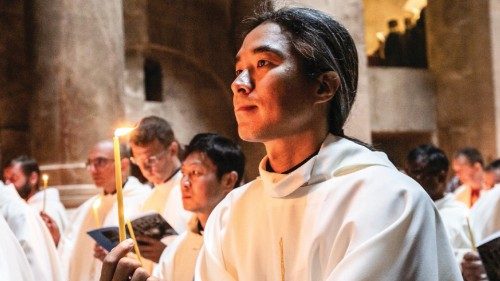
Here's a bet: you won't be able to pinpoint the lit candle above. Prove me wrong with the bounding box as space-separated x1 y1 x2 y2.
92 196 102 226
280 237 285 281
113 127 134 242
465 216 477 251
126 219 143 266
42 174 49 212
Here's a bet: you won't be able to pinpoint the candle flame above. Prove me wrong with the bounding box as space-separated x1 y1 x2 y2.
42 174 49 181
114 127 134 137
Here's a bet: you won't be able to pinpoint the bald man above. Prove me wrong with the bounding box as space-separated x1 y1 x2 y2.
58 140 151 281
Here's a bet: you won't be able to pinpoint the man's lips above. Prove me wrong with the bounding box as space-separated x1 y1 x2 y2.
235 105 257 112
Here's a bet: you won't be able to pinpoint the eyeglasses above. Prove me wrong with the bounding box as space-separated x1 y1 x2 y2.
130 150 167 167
86 157 114 169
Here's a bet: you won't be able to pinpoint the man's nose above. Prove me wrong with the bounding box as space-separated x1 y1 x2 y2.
231 69 252 95
181 175 190 189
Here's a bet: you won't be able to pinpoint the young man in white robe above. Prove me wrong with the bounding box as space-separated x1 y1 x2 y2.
0 214 35 281
0 181 63 281
99 6 461 281
405 144 472 263
128 116 192 273
151 133 245 281
7 155 68 239
57 140 151 281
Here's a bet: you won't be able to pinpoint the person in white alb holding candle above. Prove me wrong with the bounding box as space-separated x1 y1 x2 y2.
100 6 461 281
128 116 193 273
7 155 68 243
58 140 151 281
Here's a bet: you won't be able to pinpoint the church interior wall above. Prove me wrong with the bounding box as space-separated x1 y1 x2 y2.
0 0 31 169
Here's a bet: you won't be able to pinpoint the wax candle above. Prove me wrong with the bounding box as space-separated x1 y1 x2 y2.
465 216 477 251
126 219 143 266
92 196 102 226
280 237 285 281
113 128 134 241
42 174 49 212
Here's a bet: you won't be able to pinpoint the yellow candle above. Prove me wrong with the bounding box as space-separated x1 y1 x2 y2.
113 127 134 242
466 216 477 251
280 237 285 281
92 196 102 226
126 219 143 266
42 174 49 212
113 135 126 241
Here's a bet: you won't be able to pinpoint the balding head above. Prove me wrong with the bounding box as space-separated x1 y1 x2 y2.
86 140 130 194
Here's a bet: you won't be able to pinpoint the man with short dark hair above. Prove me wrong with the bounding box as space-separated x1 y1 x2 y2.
406 144 472 262
452 147 486 207
150 133 245 281
129 116 192 272
8 155 68 234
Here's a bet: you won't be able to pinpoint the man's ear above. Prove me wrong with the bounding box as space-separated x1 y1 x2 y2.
29 172 39 187
169 141 179 157
437 171 447 184
121 158 130 173
220 171 238 194
315 71 340 104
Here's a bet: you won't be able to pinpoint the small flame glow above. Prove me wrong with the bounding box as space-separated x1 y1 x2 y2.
42 174 49 181
114 127 134 137
92 197 102 210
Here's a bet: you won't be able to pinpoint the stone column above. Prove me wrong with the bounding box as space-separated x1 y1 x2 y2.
273 0 372 143
0 1 31 169
30 0 125 185
427 0 497 161
491 0 500 156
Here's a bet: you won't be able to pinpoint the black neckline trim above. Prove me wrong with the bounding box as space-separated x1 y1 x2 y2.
266 149 320 174
163 168 180 183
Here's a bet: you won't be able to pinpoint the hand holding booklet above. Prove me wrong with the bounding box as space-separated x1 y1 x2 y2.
87 211 177 252
477 231 500 281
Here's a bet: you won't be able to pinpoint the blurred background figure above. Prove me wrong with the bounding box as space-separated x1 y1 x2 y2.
452 147 486 208
483 159 500 190
8 155 68 236
58 140 151 281
406 144 472 263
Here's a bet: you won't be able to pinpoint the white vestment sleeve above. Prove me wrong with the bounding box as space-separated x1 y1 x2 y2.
0 215 35 281
323 193 459 281
195 203 236 281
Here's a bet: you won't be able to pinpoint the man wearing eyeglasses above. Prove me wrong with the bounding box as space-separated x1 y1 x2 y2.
129 116 192 274
58 140 151 281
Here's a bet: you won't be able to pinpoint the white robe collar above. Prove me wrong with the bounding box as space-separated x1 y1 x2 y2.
258 134 395 198
27 187 61 204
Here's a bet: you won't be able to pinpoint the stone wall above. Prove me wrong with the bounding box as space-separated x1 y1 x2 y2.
29 0 126 184
0 0 31 169
123 0 265 181
369 67 435 132
427 0 497 162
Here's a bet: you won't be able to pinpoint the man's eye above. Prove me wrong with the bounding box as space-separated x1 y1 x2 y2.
257 60 269 67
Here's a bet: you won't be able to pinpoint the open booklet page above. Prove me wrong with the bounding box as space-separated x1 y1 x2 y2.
477 231 500 281
87 211 177 251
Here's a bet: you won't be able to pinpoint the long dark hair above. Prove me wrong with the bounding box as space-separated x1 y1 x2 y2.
242 6 359 137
